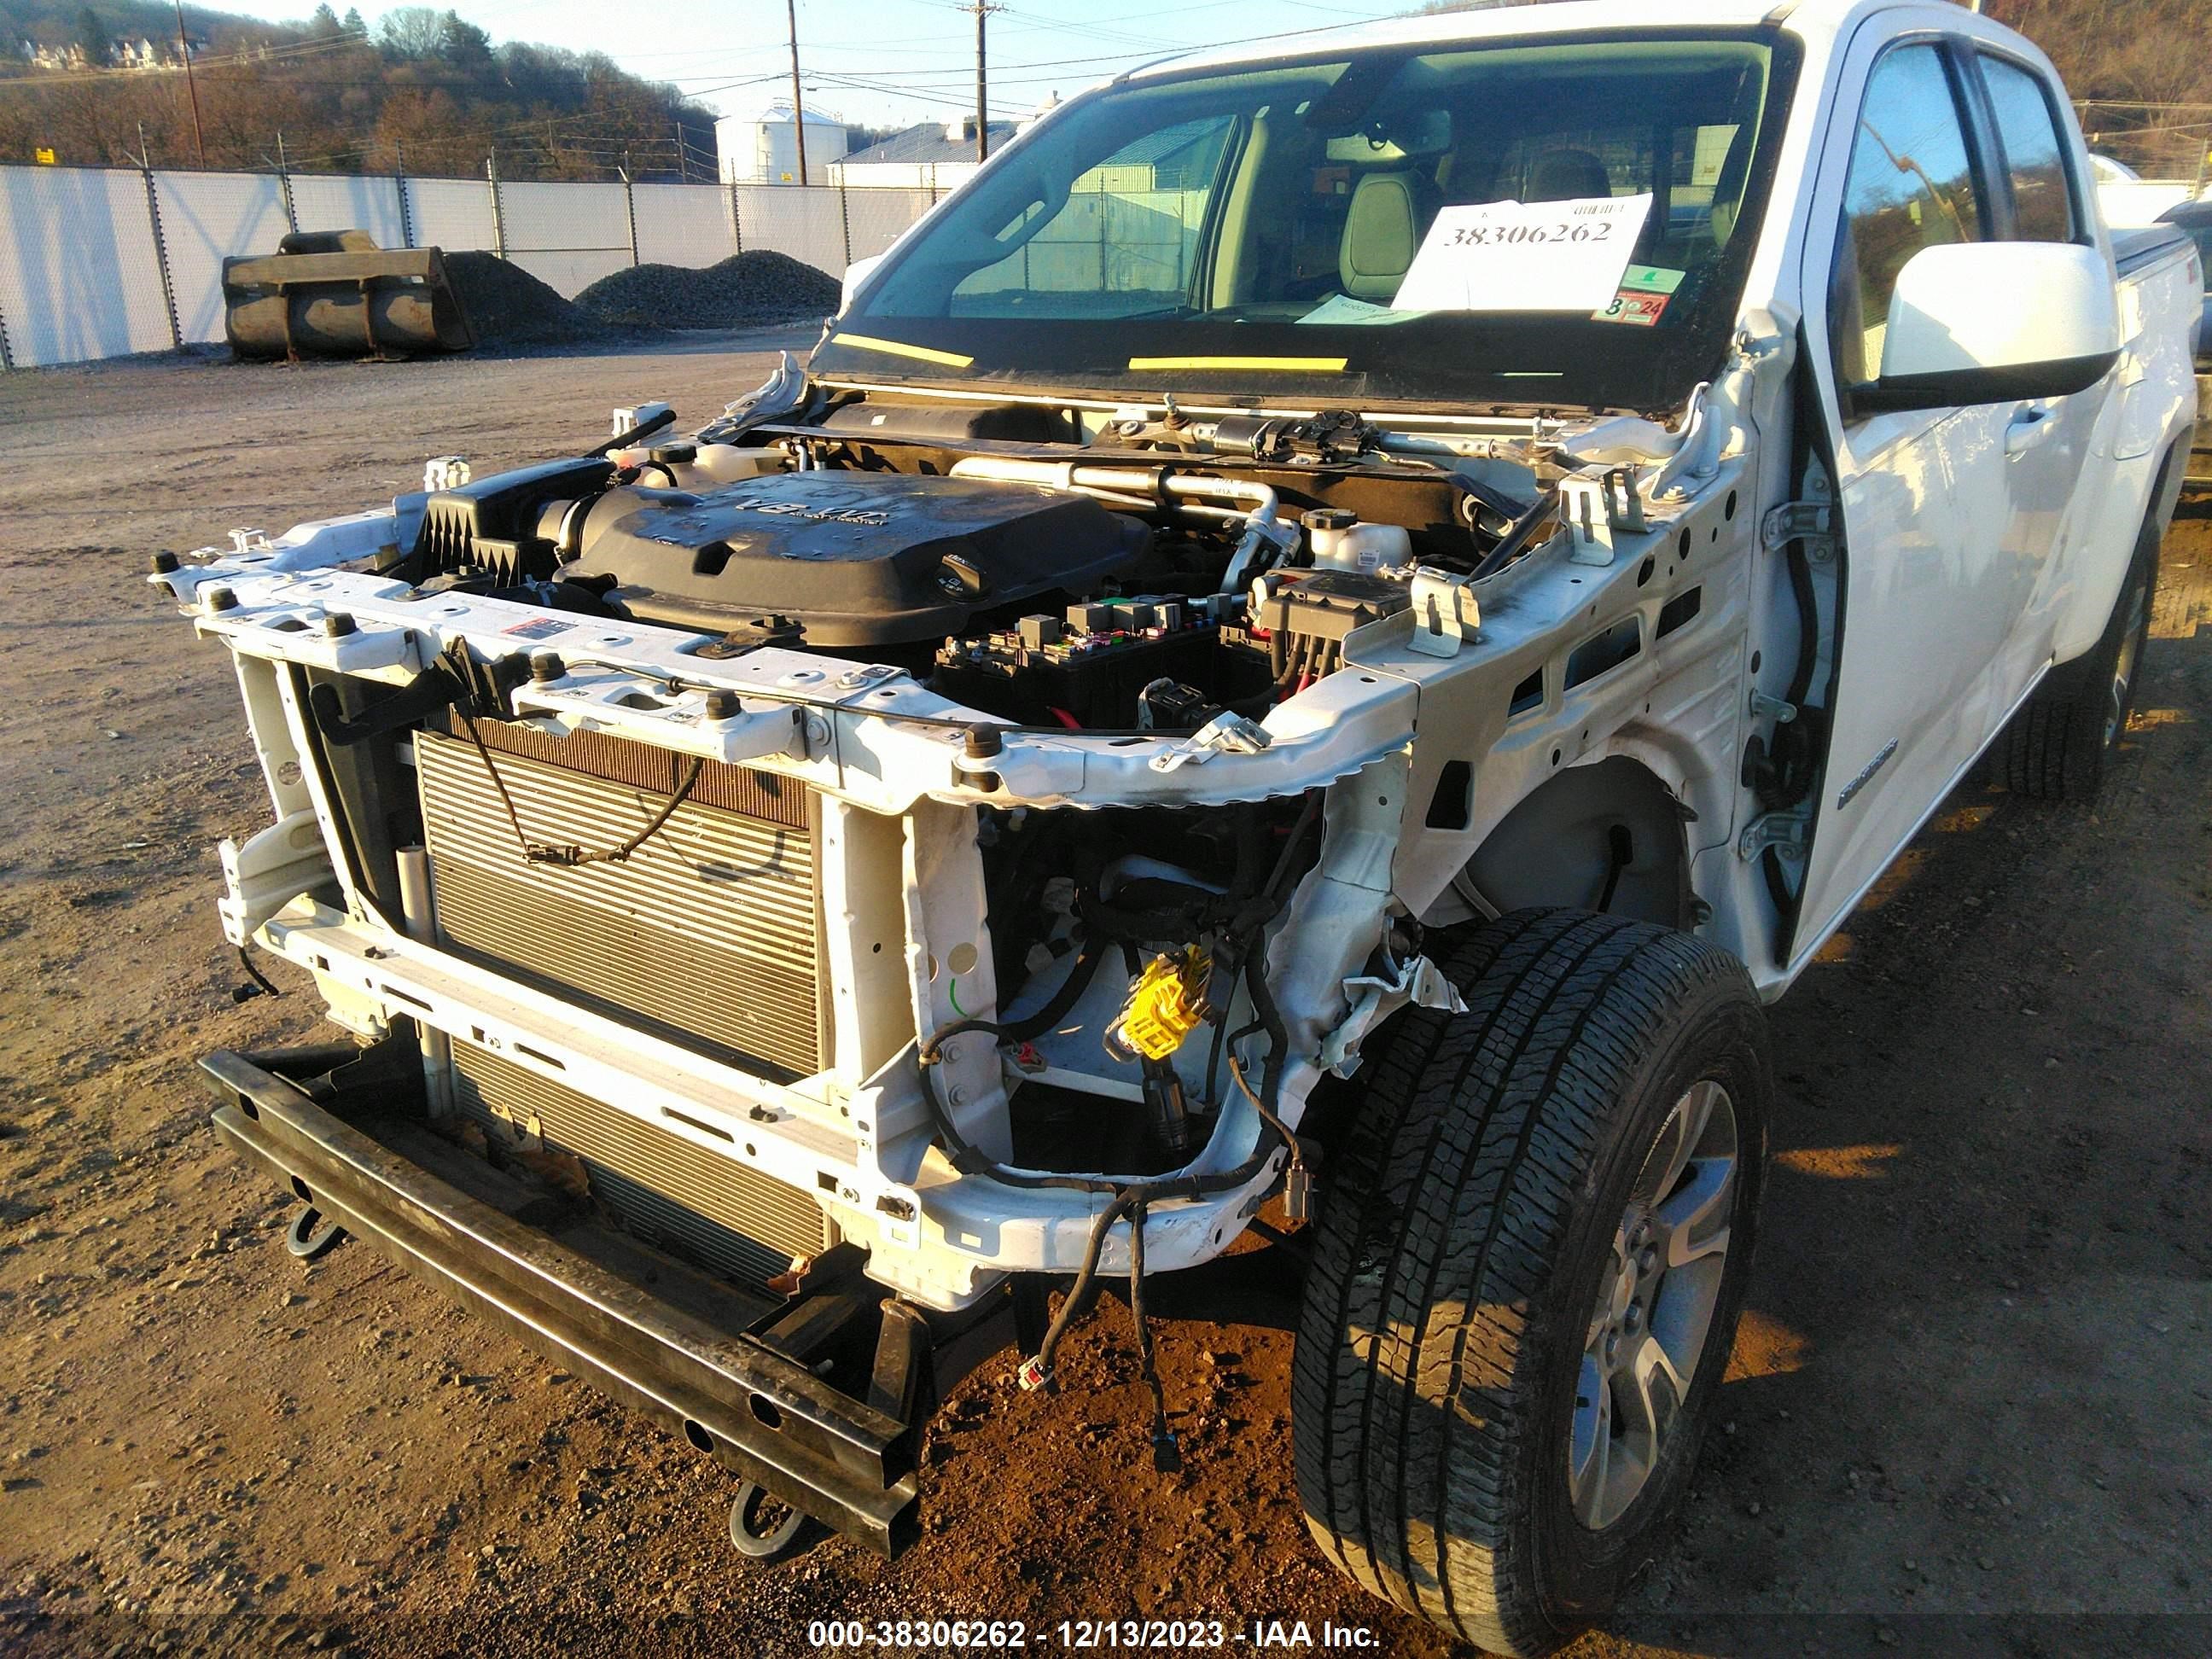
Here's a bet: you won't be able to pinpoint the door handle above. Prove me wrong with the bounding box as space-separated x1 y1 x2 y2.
2005 401 2058 455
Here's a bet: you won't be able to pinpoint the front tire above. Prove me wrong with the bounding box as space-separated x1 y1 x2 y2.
1291 909 1771 1657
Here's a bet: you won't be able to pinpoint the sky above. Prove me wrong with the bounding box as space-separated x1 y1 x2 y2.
239 0 1425 131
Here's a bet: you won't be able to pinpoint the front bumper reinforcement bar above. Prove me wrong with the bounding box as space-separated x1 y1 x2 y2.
200 1045 922 1557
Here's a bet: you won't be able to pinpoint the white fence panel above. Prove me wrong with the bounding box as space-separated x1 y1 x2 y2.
632 182 732 269
405 176 497 255
501 180 628 258
843 187 936 265
288 173 408 247
733 185 847 274
498 180 630 297
2 166 921 368
153 171 290 344
508 249 632 299
0 165 174 366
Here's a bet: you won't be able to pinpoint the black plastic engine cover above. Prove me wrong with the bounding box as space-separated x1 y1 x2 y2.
413 456 615 584
564 472 1149 648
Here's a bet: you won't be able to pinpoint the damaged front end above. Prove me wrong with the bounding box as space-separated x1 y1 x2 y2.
161 380 1542 1544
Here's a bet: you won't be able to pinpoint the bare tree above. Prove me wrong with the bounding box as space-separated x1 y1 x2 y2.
377 6 445 61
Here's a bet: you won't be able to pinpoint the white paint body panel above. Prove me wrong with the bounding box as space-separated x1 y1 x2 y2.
1783 5 2195 968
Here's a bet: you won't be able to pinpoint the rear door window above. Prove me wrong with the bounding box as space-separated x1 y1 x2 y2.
1977 54 2080 243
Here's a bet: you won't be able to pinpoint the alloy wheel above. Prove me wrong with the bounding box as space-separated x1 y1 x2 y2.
1568 1079 1740 1530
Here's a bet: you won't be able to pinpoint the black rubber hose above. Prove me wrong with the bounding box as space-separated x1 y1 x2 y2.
1126 1196 1179 1470
1266 791 1324 894
1762 492 1826 924
1239 942 1294 1132
1004 947 1107 1044
589 407 678 457
1026 1190 1136 1383
1783 538 1820 709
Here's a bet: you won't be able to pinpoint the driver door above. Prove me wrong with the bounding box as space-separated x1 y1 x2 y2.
1790 31 2099 958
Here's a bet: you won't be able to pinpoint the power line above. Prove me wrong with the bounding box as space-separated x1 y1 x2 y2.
666 12 1381 90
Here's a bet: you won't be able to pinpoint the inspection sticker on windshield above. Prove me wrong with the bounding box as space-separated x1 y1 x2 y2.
1391 194 1651 313
1593 265 1685 327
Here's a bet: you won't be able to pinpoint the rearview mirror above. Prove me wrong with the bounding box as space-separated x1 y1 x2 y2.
1864 241 2119 411
1325 108 1452 163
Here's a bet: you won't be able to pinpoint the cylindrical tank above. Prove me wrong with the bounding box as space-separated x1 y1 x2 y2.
223 230 473 360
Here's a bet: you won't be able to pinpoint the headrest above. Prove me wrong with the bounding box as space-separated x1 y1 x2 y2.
1527 148 1611 202
1339 172 1421 300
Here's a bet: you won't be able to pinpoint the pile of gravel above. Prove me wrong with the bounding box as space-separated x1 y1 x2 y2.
445 252 608 347
574 251 841 329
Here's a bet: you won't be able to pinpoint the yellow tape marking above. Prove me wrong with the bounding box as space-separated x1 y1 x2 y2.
829 333 975 369
1125 354 1348 373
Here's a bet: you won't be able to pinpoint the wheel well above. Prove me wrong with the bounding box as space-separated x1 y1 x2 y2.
1462 758 1693 929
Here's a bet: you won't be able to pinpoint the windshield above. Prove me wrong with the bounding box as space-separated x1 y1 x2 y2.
818 29 1799 414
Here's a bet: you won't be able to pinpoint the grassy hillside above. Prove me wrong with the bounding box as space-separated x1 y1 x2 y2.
0 4 718 179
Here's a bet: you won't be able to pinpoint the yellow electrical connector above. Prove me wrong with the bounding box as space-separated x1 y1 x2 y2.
1109 948 1214 1062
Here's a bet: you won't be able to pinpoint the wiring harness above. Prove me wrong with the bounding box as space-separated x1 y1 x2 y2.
914 794 1325 1467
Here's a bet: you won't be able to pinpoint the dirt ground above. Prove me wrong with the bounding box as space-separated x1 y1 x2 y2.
0 339 2207 1659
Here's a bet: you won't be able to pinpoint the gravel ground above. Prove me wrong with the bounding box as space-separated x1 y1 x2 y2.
0 341 2206 1659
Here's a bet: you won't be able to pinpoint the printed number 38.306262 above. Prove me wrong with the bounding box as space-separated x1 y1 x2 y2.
1449 220 1613 247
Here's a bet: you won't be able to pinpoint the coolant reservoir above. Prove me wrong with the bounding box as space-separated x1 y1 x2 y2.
684 444 785 486
1302 507 1412 573
609 442 783 489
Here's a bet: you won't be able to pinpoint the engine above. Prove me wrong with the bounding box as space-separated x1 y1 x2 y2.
391 397 1540 733
562 472 1150 649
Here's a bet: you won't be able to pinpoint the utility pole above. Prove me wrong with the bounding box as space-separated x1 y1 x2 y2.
969 2 1001 163
785 0 807 186
174 0 206 168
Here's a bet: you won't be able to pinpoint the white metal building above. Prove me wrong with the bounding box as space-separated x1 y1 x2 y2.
829 117 1018 191
714 105 849 185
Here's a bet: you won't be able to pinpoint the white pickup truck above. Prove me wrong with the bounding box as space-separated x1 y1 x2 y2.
160 0 2198 1650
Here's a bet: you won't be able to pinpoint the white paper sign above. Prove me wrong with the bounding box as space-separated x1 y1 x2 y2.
1295 294 1426 326
1390 194 1652 314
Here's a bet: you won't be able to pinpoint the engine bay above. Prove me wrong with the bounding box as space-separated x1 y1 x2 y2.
383 391 1553 734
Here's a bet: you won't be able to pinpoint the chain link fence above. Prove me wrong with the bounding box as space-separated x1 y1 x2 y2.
2075 101 2212 190
0 161 941 370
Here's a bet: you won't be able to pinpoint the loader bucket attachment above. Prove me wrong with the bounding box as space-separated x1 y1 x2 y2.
223 230 474 360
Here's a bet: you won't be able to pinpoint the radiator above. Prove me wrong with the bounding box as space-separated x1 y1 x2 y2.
414 725 822 1079
451 1040 833 1287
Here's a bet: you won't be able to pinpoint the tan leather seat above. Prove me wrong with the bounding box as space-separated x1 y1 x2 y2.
1338 172 1423 300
